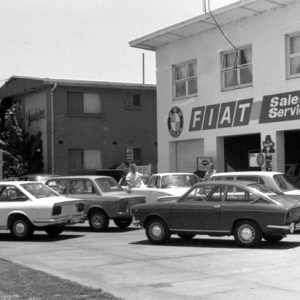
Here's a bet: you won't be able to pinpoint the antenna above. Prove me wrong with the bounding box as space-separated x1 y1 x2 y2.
202 0 207 13
142 53 145 84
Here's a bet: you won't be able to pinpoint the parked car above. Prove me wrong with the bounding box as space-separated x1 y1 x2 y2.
0 181 85 240
211 171 300 198
19 173 61 183
45 176 145 231
130 173 201 203
131 180 300 247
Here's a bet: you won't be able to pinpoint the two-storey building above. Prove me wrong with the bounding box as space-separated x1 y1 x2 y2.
0 76 157 175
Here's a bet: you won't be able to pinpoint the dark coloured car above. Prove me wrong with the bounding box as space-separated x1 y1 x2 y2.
131 181 300 247
45 176 145 231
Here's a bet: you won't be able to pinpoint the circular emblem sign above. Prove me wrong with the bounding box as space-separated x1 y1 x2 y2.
167 106 183 138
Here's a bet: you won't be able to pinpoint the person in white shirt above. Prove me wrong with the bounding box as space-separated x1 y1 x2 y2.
126 163 142 189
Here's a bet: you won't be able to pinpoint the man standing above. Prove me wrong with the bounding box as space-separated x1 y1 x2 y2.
126 163 142 190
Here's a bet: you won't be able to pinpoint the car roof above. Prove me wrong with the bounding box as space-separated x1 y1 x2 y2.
45 175 113 180
212 171 283 176
198 180 255 186
152 173 196 176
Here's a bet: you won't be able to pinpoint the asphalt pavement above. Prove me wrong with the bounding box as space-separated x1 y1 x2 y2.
0 222 300 300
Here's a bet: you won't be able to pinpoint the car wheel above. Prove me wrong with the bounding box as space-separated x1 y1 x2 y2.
88 210 109 231
113 218 132 229
177 233 196 240
145 218 170 244
263 235 284 243
10 217 34 240
45 226 65 237
234 220 262 247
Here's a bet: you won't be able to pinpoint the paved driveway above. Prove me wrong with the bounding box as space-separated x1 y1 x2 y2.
1 222 300 300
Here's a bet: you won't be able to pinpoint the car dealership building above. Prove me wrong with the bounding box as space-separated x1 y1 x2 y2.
130 0 300 174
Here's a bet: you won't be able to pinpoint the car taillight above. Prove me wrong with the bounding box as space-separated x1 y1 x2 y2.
76 203 84 212
52 205 62 216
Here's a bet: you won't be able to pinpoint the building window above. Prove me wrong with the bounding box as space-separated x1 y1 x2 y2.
68 92 101 114
68 149 102 170
287 33 300 78
124 94 141 109
173 60 197 99
133 148 142 162
221 46 252 90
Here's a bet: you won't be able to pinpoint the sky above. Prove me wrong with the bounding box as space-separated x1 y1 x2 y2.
0 0 237 85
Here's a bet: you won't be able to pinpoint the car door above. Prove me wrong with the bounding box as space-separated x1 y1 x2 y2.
169 184 224 231
0 185 31 226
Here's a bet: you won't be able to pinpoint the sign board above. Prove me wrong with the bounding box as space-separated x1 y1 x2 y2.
249 152 265 168
125 147 134 160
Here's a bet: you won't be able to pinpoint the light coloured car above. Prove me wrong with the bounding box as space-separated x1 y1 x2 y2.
45 176 145 231
211 171 300 198
0 181 85 240
130 173 201 203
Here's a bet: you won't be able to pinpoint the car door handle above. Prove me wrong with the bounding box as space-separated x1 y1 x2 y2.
213 204 221 208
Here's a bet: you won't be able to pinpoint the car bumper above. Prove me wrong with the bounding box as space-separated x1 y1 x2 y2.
267 222 300 233
33 213 85 226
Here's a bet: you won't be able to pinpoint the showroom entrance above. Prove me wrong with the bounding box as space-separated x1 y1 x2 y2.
224 134 261 172
284 130 300 187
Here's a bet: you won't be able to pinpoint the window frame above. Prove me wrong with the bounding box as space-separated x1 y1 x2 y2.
221 45 252 91
68 149 102 171
67 92 102 116
286 32 300 79
172 59 198 100
124 94 142 110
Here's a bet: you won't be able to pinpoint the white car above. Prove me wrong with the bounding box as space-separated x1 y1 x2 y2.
0 181 85 240
130 173 201 203
211 171 300 198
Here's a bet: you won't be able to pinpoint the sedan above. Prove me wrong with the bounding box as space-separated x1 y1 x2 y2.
131 181 300 247
130 173 201 203
0 181 85 240
45 176 145 231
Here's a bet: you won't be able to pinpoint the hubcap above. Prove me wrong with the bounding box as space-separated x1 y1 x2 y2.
239 225 254 243
15 222 26 235
151 223 163 239
93 215 102 227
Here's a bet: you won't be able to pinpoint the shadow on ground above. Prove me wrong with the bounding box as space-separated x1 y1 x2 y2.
130 236 300 250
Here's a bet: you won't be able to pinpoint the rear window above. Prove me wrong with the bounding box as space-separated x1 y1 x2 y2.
212 176 234 181
236 176 264 184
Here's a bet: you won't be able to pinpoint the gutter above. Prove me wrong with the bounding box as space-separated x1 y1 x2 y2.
50 83 58 174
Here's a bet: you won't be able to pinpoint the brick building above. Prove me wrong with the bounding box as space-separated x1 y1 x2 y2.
0 76 157 175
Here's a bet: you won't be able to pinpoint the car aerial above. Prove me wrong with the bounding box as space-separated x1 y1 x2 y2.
131 180 300 247
0 181 85 240
211 171 300 198
45 175 145 231
129 172 201 203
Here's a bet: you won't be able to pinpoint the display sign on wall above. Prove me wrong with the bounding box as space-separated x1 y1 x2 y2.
168 106 184 137
259 90 300 123
262 135 275 171
189 98 253 131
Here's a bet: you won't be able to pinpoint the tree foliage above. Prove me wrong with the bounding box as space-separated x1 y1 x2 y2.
0 98 44 179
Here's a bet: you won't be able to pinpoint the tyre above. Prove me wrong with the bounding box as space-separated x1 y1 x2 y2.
177 233 196 240
45 226 65 237
263 234 284 243
88 210 109 231
10 216 34 240
145 218 170 244
113 218 132 229
234 220 262 247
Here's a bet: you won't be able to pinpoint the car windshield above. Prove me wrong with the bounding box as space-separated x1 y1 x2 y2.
161 175 196 188
95 177 123 193
273 174 298 192
21 183 59 198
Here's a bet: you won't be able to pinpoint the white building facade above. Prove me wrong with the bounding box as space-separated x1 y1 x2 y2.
131 0 300 175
